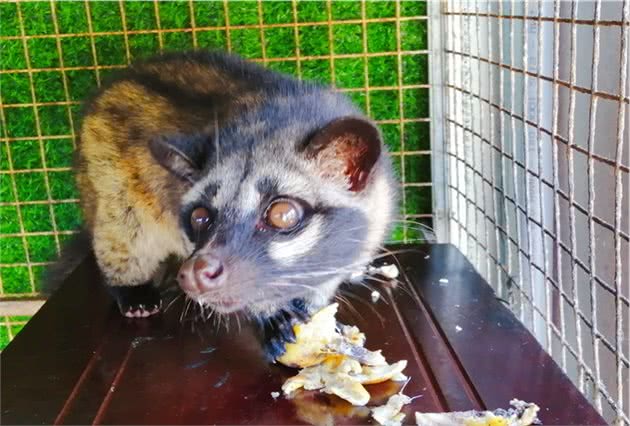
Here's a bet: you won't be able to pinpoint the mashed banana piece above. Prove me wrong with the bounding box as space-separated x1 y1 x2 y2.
277 304 339 368
278 303 408 406
277 303 391 368
414 400 541 426
282 357 408 406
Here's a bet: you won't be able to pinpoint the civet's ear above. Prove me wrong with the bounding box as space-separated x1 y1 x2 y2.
301 117 382 192
149 134 209 182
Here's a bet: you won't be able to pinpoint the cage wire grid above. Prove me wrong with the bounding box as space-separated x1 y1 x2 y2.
0 0 432 303
429 0 629 424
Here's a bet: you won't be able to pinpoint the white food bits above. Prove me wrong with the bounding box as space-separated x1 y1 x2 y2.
415 399 541 426
278 303 409 406
391 372 408 382
455 325 463 333
371 393 411 426
379 264 400 279
371 290 381 303
270 391 280 399
351 264 399 282
367 264 400 279
438 278 449 284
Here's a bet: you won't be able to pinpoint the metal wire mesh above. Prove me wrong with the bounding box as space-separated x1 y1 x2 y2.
0 1 431 304
430 0 629 424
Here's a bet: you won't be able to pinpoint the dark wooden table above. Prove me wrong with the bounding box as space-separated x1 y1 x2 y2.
1 244 605 425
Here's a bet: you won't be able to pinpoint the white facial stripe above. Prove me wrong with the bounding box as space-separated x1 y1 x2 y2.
182 173 213 205
182 176 210 205
238 182 260 217
181 156 246 207
274 170 311 195
268 216 323 266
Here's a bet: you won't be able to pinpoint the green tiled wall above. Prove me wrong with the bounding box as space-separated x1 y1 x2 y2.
0 0 430 349
0 315 29 350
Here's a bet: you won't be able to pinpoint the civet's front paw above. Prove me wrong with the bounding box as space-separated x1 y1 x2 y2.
256 299 310 362
110 283 162 318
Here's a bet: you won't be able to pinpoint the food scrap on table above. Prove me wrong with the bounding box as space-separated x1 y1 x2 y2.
414 399 542 426
371 393 412 426
274 303 542 426
277 303 407 408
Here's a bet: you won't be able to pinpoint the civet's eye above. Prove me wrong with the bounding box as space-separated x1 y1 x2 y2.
264 198 303 231
190 207 211 232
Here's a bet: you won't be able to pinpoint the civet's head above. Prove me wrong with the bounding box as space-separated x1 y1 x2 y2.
150 89 397 316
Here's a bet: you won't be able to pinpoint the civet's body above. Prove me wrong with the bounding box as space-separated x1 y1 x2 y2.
61 51 397 358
